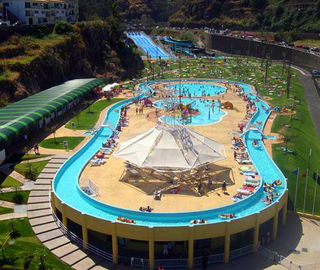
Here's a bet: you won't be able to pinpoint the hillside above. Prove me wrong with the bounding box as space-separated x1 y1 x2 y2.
169 0 320 32
0 21 143 105
81 0 320 33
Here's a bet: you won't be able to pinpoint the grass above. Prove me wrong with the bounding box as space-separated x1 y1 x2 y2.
21 154 51 161
65 98 123 130
142 56 320 215
39 136 85 150
0 218 71 269
268 71 320 214
294 39 320 48
0 206 13 215
0 174 22 188
0 191 30 205
14 160 48 180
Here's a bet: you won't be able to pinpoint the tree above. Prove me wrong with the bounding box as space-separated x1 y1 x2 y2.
250 0 267 10
49 125 57 144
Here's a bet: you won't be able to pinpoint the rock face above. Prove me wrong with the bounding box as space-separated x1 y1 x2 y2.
0 21 143 104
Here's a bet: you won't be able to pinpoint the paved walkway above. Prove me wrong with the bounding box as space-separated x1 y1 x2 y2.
27 155 113 270
0 199 15 208
20 156 53 164
1 167 28 184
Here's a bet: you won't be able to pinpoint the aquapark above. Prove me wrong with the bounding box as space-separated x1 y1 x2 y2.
51 77 288 269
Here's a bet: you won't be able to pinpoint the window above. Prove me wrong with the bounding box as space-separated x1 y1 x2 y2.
44 3 48 9
25 2 30 8
43 18 47 23
35 10 38 13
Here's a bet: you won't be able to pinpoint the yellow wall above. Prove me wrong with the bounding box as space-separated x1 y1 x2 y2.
52 189 287 242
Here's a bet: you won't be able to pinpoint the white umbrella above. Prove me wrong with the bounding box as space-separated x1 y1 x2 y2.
113 124 225 170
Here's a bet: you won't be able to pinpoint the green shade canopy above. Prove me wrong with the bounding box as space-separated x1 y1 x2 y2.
0 78 103 149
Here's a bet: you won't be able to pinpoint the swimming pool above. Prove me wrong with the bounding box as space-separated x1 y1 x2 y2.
168 83 226 97
126 32 171 59
52 79 286 227
154 98 226 126
154 83 227 125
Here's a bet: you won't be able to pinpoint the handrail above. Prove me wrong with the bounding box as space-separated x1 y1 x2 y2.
51 210 113 262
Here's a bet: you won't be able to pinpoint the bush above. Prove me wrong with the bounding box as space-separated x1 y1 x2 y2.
54 21 75 35
13 192 24 204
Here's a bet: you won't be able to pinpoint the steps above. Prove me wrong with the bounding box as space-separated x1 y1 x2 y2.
27 155 112 270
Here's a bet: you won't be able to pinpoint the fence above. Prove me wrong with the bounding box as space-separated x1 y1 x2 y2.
259 246 311 270
52 208 256 269
52 211 113 262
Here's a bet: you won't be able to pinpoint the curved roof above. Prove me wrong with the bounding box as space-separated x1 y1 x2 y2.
114 124 226 170
0 78 103 149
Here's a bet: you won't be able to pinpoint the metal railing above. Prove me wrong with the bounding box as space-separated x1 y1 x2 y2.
118 256 150 268
51 211 113 262
259 247 303 270
229 244 253 260
154 258 188 269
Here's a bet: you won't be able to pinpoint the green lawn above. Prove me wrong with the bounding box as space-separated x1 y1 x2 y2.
21 154 51 161
0 191 30 205
14 160 48 180
65 98 123 130
144 57 320 215
39 136 85 150
268 71 320 214
0 206 13 215
0 174 22 188
0 218 70 269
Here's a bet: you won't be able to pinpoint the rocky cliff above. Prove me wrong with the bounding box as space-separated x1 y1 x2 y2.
0 21 143 105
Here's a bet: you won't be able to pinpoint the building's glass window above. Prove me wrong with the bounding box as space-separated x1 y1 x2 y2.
35 10 39 14
25 2 30 8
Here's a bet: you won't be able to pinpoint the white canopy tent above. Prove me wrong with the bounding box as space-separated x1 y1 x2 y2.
102 83 119 92
113 124 226 171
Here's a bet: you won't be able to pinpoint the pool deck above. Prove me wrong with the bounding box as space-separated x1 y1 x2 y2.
80 83 252 213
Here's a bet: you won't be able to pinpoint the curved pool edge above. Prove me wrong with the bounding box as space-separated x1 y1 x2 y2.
50 78 289 268
53 79 287 225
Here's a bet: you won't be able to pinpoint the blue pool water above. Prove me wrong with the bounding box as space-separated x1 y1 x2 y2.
127 32 171 59
154 98 225 126
53 79 286 227
168 83 226 97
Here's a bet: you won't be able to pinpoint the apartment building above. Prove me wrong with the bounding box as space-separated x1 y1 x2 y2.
3 0 78 25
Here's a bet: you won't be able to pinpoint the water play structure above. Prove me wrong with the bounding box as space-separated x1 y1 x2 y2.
51 79 288 269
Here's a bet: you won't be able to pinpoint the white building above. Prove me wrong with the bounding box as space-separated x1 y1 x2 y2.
3 0 78 25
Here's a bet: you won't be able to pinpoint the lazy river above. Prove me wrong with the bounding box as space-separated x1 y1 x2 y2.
53 79 286 227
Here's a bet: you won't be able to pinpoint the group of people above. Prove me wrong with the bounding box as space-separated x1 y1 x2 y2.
190 218 207 224
262 180 281 205
139 206 153 212
102 137 117 148
232 137 250 163
219 213 236 219
116 216 136 224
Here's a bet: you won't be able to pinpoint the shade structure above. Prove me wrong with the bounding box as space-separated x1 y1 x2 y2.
113 124 226 170
102 83 119 92
0 78 103 149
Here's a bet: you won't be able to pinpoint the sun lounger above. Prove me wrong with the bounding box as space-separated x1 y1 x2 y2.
237 188 252 195
236 158 252 164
